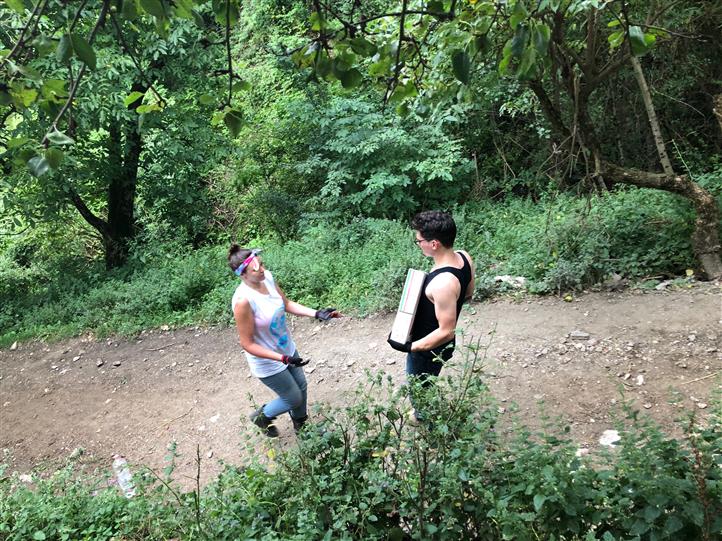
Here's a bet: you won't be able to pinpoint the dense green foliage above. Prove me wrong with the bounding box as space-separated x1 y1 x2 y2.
3 1 721 251
2 1 721 534
3 0 721 278
2 174 720 347
2 347 721 540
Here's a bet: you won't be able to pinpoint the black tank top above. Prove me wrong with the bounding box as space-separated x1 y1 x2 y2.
411 252 472 360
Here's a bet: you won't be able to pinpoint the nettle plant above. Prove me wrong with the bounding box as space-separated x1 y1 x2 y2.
1 340 720 540
240 341 721 540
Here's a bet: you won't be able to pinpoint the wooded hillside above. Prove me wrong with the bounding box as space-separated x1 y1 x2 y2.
1 0 720 342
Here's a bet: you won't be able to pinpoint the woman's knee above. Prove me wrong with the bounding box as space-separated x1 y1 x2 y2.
283 388 304 409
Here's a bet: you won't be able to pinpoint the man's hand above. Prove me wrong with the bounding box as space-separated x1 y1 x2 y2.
387 334 412 353
315 307 340 321
281 355 309 366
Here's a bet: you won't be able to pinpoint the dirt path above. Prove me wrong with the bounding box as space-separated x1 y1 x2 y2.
1 284 720 489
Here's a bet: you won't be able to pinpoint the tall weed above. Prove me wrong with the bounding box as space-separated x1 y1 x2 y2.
1 343 720 540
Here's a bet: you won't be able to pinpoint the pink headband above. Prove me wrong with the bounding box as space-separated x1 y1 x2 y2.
234 249 262 276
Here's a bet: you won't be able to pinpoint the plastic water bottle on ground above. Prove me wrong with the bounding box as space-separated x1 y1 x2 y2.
112 454 136 497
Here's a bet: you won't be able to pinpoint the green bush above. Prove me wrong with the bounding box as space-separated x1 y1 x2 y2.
2 180 719 345
457 183 720 293
298 97 471 219
264 218 426 314
0 246 234 344
2 344 720 540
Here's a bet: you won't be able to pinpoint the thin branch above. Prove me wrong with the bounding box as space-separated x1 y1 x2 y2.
146 342 177 351
141 466 185 507
528 79 570 139
66 63 75 135
403 34 428 70
4 0 47 63
318 0 356 38
559 43 586 71
68 186 111 237
646 0 685 26
383 0 408 106
638 23 700 40
585 7 598 76
652 88 706 117
109 12 165 106
16 2 86 67
593 48 630 86
471 3 501 64
193 445 204 536
225 0 233 107
593 5 631 87
157 405 195 430
0 225 31 237
680 371 721 385
358 9 451 27
42 0 111 145
318 0 353 24
22 0 50 56
69 0 90 33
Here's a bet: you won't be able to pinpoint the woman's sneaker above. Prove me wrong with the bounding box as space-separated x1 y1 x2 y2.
249 407 279 438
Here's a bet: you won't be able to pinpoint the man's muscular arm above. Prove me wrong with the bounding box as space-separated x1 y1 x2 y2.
410 274 460 352
459 250 475 301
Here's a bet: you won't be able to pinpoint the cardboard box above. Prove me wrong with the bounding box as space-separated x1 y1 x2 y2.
390 269 427 344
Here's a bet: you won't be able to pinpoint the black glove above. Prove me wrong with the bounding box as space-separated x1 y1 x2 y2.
282 354 309 367
315 307 338 321
387 334 412 353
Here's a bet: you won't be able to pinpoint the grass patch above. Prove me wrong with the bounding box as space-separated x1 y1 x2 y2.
1 184 720 346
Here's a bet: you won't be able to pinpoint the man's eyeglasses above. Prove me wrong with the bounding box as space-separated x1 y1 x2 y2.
414 237 429 245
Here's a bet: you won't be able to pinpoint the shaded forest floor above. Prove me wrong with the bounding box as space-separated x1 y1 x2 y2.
1 283 720 490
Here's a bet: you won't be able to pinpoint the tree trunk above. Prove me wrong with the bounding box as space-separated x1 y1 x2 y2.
629 56 674 176
627 57 721 279
601 162 722 279
714 93 722 135
104 115 141 269
68 89 144 270
530 79 722 280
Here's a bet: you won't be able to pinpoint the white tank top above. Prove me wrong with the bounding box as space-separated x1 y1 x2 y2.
231 271 296 378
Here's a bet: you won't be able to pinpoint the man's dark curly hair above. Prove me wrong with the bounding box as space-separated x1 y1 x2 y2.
411 210 456 248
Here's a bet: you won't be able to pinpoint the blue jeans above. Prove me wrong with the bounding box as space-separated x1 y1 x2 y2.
406 351 445 385
259 364 307 420
406 350 448 420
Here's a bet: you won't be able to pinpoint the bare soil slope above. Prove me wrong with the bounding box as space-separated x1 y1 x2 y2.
1 284 720 488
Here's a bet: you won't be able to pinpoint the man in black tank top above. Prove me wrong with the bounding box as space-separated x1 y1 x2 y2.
387 211 475 420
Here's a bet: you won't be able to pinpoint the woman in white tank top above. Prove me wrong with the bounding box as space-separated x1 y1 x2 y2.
228 244 341 437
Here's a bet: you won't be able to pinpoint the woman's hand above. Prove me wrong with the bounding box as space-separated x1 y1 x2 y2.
281 354 309 366
315 307 341 321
